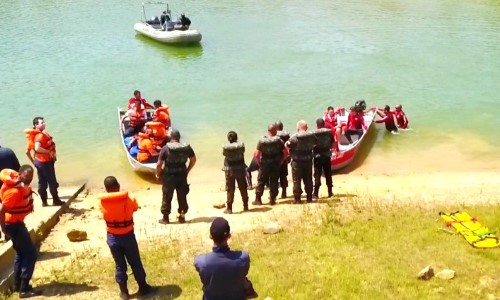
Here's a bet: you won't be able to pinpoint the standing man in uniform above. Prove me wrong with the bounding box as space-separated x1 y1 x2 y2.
156 129 196 224
313 118 334 199
275 121 290 199
97 176 157 300
287 120 316 204
0 145 21 190
32 117 63 206
0 165 42 298
222 131 249 214
252 123 285 206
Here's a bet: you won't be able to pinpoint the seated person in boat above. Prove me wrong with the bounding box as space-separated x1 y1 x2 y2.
128 90 154 110
122 99 146 138
137 128 159 163
394 104 409 129
152 100 171 128
175 14 191 31
145 121 169 148
160 11 172 30
323 106 343 151
375 105 398 133
344 106 367 144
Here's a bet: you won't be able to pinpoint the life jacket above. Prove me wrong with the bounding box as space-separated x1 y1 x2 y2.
258 136 283 164
137 132 153 162
0 169 33 222
164 142 191 174
153 106 171 128
145 121 167 147
34 132 56 163
98 191 136 235
314 128 333 157
128 109 145 128
347 114 363 130
223 142 246 169
277 130 290 143
290 132 316 162
24 128 40 152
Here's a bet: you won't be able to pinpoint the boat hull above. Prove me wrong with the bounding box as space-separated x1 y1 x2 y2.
134 22 202 44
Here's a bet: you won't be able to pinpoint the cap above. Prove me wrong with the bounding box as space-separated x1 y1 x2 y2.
210 217 230 241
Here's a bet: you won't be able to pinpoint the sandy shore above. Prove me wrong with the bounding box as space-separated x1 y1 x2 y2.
29 170 499 298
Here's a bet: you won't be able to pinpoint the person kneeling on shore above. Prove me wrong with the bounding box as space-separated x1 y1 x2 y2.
97 176 157 300
194 217 258 300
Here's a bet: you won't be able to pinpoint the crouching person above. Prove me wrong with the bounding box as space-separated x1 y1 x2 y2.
97 176 157 300
194 217 258 300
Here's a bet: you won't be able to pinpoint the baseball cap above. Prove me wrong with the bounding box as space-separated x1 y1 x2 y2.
210 217 230 242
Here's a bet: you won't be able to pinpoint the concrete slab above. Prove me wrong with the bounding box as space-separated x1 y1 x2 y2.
0 183 87 294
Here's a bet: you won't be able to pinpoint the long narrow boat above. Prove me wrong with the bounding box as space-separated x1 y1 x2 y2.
331 107 377 170
117 107 157 173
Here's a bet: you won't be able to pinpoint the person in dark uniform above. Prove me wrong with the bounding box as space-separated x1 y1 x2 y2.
313 118 334 199
275 121 290 199
156 129 196 224
286 120 316 204
0 145 21 190
97 176 157 300
194 217 258 300
222 131 249 214
252 123 285 206
0 165 42 298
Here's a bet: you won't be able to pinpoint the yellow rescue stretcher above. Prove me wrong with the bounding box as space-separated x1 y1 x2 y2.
439 211 499 249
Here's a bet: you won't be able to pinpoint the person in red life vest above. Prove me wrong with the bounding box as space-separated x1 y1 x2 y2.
322 106 343 152
122 99 146 138
0 165 42 298
394 104 409 129
31 117 63 207
127 90 154 110
375 105 398 133
344 107 367 144
98 176 157 300
152 100 171 128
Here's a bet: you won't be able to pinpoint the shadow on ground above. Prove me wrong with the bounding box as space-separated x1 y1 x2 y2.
35 282 98 296
37 251 70 262
131 284 182 299
188 216 217 223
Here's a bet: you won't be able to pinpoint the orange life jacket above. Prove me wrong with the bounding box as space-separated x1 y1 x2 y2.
98 191 137 235
137 132 153 162
153 106 171 127
145 121 167 147
34 132 56 162
24 128 40 152
129 109 145 128
0 169 33 222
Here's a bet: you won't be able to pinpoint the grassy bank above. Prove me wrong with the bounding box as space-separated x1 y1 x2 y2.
4 201 500 300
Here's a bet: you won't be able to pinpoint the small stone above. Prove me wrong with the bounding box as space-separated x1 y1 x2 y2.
435 269 455 280
486 294 496 300
417 265 434 280
66 229 88 242
263 222 282 234
263 297 273 300
213 203 226 209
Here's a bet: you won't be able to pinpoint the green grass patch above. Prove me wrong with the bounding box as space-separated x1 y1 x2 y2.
3 202 499 299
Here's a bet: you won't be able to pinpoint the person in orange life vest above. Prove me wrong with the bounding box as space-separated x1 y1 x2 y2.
394 104 409 129
127 90 154 110
23 129 40 165
0 165 42 298
0 145 21 191
152 100 171 128
32 117 63 207
344 107 367 144
122 99 146 138
137 129 159 163
375 105 398 133
98 176 157 300
145 121 169 148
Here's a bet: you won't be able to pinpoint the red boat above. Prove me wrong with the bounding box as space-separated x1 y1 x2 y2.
331 107 377 170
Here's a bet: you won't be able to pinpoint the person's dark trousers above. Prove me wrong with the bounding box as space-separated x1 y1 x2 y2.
291 160 313 201
5 223 37 283
255 163 280 202
345 129 363 143
314 155 333 195
161 173 189 216
123 126 142 138
34 160 59 203
279 162 288 197
246 158 259 187
225 169 249 209
106 232 147 285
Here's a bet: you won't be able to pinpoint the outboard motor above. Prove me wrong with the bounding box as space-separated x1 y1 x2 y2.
354 100 366 112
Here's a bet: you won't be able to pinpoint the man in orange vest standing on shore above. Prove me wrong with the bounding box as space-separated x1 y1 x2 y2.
31 117 63 207
97 176 157 300
0 165 42 298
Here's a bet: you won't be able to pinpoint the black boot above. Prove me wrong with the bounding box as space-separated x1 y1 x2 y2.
138 282 158 296
281 189 287 199
224 203 233 214
243 201 249 212
41 198 48 207
306 195 313 203
178 213 186 224
292 195 302 204
52 197 64 206
158 214 169 224
251 196 262 206
12 273 21 292
118 282 129 300
313 187 319 200
327 186 333 197
19 280 42 298
269 198 276 206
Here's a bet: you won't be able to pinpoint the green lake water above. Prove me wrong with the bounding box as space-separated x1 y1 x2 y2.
1 0 500 188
